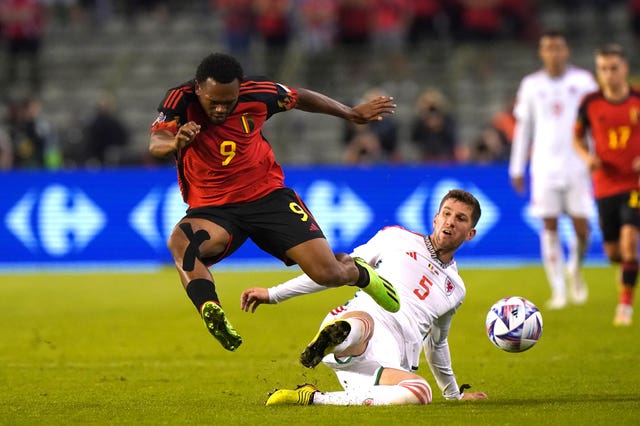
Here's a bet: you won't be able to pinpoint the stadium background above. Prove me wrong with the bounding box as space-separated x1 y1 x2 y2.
2 5 639 423
1 0 638 269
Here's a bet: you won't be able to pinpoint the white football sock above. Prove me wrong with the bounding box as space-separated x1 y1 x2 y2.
313 379 432 406
567 237 587 281
541 229 566 297
332 317 371 354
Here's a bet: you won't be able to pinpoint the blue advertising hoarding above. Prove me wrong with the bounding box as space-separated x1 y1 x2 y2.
0 165 605 271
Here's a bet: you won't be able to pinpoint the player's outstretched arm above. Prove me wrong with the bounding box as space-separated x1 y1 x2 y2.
240 287 271 313
240 273 329 313
295 88 396 124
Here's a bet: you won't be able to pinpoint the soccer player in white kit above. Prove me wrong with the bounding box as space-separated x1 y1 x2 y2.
241 189 488 406
509 30 598 310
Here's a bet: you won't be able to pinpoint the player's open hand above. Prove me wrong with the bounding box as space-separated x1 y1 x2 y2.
461 391 488 400
240 287 272 313
510 176 526 194
175 121 201 149
350 96 396 124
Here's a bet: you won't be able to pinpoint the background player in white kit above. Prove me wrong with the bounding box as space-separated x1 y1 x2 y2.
241 189 488 406
509 30 599 310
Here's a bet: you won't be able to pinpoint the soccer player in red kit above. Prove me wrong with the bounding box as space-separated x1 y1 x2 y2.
574 44 640 326
148 53 400 351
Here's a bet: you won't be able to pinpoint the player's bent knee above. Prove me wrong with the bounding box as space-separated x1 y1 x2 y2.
341 311 375 341
397 379 432 405
168 222 211 272
167 231 187 259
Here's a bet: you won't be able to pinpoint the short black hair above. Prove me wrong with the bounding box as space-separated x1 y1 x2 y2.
540 29 566 40
195 53 244 84
439 189 482 227
595 43 627 61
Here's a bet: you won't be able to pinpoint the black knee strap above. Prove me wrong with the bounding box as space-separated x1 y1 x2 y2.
179 223 211 272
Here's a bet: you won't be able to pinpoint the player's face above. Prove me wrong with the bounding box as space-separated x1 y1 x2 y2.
196 78 240 124
431 199 476 254
595 54 628 91
539 36 569 77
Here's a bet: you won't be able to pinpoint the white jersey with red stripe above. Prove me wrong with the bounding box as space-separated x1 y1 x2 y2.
268 225 467 400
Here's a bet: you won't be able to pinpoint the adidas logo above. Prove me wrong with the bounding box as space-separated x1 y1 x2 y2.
309 223 320 232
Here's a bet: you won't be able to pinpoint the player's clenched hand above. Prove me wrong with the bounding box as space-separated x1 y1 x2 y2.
350 96 396 124
240 287 272 313
586 153 602 172
175 121 201 149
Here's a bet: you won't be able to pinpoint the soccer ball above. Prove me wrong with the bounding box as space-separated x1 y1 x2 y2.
485 296 543 353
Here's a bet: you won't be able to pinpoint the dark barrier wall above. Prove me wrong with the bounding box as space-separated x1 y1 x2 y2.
0 165 605 270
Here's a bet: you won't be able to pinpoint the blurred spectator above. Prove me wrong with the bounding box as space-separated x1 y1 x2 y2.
296 0 338 89
342 88 401 164
501 0 537 42
0 0 46 93
79 92 129 167
89 0 114 29
631 0 640 41
254 0 292 78
41 0 85 26
298 0 337 54
7 96 61 168
466 94 515 163
0 126 12 169
451 0 505 42
467 124 511 164
407 0 450 46
448 0 537 103
212 0 254 69
558 0 619 37
489 95 516 145
450 0 535 42
121 0 170 30
410 87 458 163
0 101 11 169
370 0 411 81
335 0 373 81
336 0 371 45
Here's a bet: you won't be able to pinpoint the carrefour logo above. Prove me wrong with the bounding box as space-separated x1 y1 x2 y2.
3 182 186 259
5 185 106 256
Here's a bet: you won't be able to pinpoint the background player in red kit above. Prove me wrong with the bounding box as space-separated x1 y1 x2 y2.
148 52 399 351
574 44 640 326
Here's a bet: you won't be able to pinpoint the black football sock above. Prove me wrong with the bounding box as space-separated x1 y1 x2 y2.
353 262 370 288
186 278 220 312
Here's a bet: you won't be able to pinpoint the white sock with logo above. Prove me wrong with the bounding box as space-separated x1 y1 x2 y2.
312 379 432 406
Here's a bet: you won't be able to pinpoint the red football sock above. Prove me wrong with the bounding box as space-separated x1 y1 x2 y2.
619 285 634 306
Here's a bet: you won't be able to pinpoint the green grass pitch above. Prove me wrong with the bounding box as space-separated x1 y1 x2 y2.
1 266 638 425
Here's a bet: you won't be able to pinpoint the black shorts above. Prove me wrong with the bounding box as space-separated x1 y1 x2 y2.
185 188 325 266
596 191 640 242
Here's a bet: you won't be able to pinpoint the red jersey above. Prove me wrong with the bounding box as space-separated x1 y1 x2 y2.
575 89 640 199
150 77 299 207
